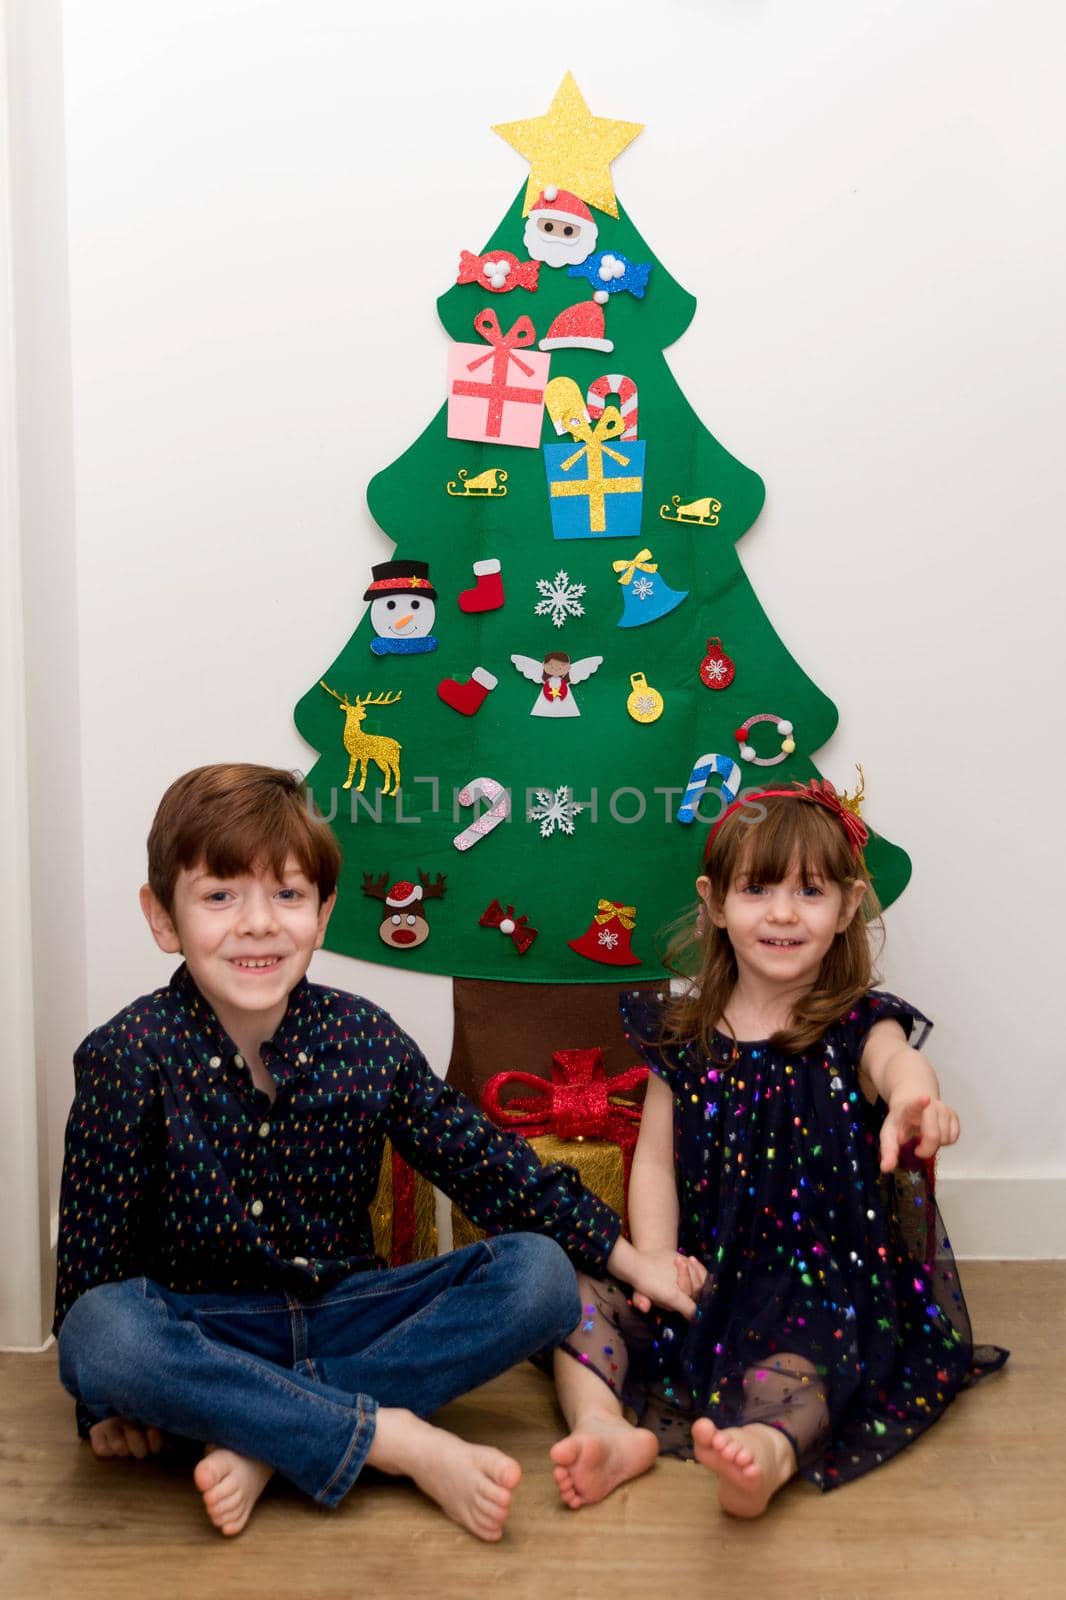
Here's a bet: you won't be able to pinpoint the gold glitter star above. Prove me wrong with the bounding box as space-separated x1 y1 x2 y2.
492 73 643 220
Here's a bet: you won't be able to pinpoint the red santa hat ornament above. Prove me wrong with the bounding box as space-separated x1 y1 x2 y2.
538 295 613 353
530 186 594 224
385 880 423 909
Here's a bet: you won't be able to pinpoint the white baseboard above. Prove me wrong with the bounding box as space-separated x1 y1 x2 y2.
935 1178 1065 1260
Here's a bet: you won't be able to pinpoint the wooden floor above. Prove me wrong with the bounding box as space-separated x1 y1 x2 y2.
2 1262 1064 1600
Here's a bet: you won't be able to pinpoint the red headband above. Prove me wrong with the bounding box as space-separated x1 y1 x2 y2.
702 780 869 868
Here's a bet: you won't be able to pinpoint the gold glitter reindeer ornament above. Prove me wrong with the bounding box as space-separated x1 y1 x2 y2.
319 683 403 795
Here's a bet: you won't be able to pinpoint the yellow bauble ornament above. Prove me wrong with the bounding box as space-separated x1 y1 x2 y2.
626 671 663 724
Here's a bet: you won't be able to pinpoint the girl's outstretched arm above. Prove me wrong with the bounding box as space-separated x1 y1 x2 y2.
860 1018 961 1172
606 1073 700 1315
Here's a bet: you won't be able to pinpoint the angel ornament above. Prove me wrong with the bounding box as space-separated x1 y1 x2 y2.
510 649 603 719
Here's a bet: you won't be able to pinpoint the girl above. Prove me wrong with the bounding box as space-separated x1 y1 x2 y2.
550 782 1006 1518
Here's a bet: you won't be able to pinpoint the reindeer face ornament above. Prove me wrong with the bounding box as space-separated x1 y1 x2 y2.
363 871 447 950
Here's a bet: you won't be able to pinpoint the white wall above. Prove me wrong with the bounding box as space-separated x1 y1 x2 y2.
14 0 1064 1326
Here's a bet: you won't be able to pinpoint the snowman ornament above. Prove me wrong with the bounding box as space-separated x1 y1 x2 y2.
364 561 439 656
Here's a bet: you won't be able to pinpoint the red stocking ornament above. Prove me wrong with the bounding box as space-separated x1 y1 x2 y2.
437 666 497 716
458 559 505 614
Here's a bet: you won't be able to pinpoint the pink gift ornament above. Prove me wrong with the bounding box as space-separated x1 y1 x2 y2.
447 308 551 449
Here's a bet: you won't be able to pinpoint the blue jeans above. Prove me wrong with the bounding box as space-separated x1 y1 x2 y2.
58 1234 578 1507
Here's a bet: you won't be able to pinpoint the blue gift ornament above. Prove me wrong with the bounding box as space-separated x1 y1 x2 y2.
568 251 652 300
543 423 646 542
613 549 688 627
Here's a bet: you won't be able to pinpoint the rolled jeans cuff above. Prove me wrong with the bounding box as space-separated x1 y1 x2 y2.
316 1392 378 1508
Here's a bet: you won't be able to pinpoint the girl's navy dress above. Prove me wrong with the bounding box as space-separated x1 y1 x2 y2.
562 990 1006 1489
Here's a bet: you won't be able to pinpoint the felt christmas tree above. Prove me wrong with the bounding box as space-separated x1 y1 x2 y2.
294 74 910 983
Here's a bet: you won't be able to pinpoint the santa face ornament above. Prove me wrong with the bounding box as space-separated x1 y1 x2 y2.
523 187 598 269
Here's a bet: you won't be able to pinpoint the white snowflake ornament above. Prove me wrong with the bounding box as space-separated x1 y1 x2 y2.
528 785 585 838
534 569 586 628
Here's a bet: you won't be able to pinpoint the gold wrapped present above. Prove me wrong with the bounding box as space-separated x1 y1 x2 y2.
452 1132 626 1252
371 1138 438 1264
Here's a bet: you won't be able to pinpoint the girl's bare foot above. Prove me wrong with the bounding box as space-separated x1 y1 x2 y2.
369 1409 521 1543
691 1418 795 1518
194 1447 274 1536
549 1412 659 1508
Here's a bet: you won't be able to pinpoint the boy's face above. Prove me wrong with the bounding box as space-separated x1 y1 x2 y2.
140 856 335 1041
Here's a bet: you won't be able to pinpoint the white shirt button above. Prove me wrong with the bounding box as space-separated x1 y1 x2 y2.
297 1051 309 1065
258 1122 270 1138
250 1199 264 1217
233 1053 245 1069
292 1256 309 1267
207 1055 222 1070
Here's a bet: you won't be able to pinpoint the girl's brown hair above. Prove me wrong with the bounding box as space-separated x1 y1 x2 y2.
662 795 882 1056
147 764 342 912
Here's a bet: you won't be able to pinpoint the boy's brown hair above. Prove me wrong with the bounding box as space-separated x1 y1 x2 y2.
147 764 342 912
662 795 882 1056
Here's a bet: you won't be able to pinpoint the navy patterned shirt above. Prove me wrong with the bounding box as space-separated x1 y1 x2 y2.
54 964 620 1333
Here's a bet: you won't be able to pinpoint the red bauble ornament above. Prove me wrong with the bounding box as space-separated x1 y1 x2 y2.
700 636 735 691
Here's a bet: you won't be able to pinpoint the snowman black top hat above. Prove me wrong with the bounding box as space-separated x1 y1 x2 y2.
363 560 438 602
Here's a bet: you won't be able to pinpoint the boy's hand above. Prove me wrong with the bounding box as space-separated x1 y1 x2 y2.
624 1247 698 1320
675 1253 709 1299
89 1415 164 1460
880 1093 960 1173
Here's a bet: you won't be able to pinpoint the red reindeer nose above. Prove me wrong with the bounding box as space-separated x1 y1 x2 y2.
390 929 418 946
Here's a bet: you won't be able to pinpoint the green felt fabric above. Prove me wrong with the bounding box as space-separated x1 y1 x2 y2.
293 188 910 981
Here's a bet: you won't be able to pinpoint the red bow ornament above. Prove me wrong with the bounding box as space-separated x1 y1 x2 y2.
483 1048 649 1221
479 898 538 955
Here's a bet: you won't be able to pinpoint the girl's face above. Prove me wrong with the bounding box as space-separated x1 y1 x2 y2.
698 856 867 994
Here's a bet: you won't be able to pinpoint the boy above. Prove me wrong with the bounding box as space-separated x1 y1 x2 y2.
55 764 694 1541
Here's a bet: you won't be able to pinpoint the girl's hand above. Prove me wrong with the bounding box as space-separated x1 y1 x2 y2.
880 1093 960 1172
89 1415 164 1460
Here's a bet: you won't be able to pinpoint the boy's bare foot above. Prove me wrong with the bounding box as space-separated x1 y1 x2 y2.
691 1418 795 1518
369 1409 521 1542
549 1413 659 1508
194 1447 275 1536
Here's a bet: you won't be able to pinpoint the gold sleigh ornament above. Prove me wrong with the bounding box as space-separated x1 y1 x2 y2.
659 493 722 526
446 467 509 497
626 671 664 724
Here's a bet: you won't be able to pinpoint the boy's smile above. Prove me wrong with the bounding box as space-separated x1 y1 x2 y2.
141 857 335 1056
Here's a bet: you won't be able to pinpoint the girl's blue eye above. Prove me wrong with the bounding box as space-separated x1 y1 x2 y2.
800 885 825 897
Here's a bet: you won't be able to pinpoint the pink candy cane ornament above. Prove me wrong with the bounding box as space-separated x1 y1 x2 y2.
453 777 512 852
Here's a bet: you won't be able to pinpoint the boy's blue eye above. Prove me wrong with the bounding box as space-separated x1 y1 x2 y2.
205 891 231 904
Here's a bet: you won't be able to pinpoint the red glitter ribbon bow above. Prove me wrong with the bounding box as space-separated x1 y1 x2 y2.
450 309 542 438
478 898 539 955
483 1048 649 1223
